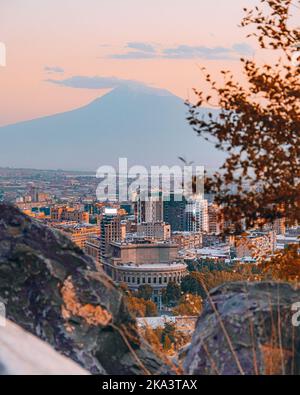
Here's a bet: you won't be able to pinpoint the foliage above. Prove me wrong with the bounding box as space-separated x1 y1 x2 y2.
187 258 234 272
137 284 153 301
163 335 172 351
163 322 176 341
173 294 202 316
187 0 300 231
161 323 176 351
162 282 181 306
125 296 158 318
181 272 205 297
261 242 300 281
143 326 163 353
145 300 158 317
181 269 261 298
119 282 130 295
144 323 177 353
142 322 191 356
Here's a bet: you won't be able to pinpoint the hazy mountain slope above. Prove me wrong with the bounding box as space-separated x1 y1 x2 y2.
0 85 223 170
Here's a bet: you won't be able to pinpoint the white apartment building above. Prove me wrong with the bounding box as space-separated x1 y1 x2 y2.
186 197 209 233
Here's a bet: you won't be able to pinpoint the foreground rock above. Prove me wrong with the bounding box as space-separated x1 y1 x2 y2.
0 204 169 375
0 320 89 375
184 281 300 375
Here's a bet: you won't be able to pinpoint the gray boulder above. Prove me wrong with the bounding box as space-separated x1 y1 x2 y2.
184 281 300 375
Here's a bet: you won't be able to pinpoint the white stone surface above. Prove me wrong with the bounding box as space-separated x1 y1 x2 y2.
0 320 89 375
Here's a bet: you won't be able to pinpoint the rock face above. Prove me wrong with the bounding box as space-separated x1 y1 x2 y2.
184 282 300 375
0 320 89 375
0 204 169 375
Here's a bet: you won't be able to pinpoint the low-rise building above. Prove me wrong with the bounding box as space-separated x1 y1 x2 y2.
136 221 171 240
172 231 202 250
51 206 89 223
276 234 299 250
52 222 100 249
85 236 101 266
235 230 276 260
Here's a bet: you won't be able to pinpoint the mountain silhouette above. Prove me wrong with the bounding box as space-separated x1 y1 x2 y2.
0 84 224 171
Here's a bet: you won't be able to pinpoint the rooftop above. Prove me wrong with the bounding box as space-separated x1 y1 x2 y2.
116 261 187 271
110 239 178 248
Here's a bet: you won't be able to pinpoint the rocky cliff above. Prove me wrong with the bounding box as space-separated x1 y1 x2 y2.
184 281 300 375
0 204 169 375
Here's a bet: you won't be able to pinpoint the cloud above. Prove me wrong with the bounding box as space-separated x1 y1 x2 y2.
44 66 64 74
232 43 253 56
46 75 144 89
108 42 254 60
110 51 157 59
46 76 174 97
109 41 157 59
162 45 234 60
161 43 254 59
127 42 156 53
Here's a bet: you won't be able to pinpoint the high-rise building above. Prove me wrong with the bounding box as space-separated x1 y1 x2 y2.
100 208 126 260
120 202 133 215
263 217 286 236
163 193 188 232
186 197 209 233
208 203 224 235
135 191 163 224
28 184 39 203
273 218 286 235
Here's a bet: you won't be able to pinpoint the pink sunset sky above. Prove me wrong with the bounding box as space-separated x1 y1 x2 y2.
0 0 269 126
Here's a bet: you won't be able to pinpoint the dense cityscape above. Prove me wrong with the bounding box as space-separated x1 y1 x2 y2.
1 166 299 348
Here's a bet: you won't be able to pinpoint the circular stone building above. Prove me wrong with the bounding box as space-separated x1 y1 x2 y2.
116 262 187 307
102 239 188 308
